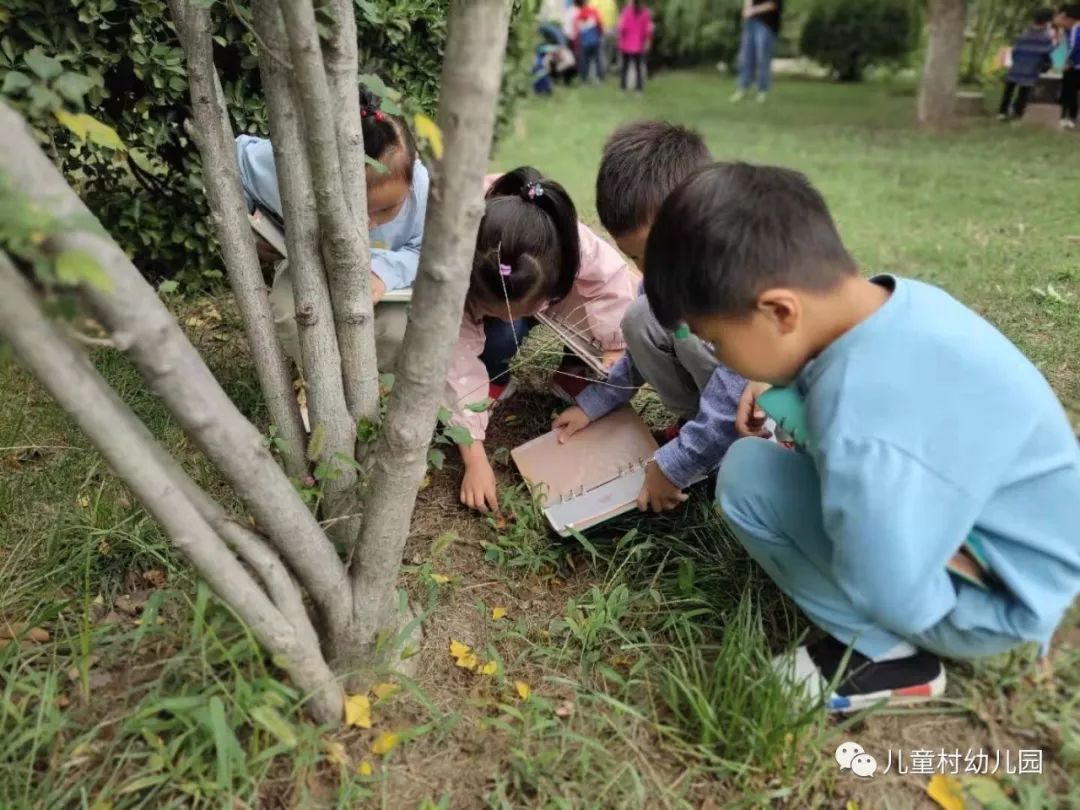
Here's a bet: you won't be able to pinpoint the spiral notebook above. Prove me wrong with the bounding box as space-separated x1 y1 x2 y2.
248 206 412 303
511 406 658 536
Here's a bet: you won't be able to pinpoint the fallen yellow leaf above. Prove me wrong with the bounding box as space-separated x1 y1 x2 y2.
515 681 531 700
324 740 349 766
344 694 372 729
479 660 497 676
430 573 450 584
845 801 859 810
372 682 399 700
491 607 507 620
76 495 90 509
456 652 480 671
926 774 965 810
420 475 431 491
357 760 374 776
449 639 471 659
371 731 400 756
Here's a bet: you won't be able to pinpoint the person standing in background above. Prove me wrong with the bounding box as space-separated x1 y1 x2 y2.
619 1 654 93
997 8 1055 122
731 0 783 103
573 0 606 84
594 0 620 74
1056 5 1080 130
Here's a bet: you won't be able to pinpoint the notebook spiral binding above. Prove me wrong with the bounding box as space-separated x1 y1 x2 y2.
555 456 648 503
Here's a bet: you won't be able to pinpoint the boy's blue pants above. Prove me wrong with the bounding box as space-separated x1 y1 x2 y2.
717 438 1022 661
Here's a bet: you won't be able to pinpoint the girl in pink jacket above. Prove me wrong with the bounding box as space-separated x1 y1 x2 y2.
618 1 654 93
452 167 635 511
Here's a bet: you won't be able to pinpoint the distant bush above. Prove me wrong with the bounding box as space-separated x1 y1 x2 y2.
799 0 919 82
651 0 743 69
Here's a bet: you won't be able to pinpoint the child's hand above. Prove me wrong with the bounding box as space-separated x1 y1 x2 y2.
553 406 592 443
601 349 624 369
636 461 689 513
460 457 499 513
736 380 772 438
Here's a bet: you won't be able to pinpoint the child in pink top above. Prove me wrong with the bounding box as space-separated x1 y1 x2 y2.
451 167 635 511
618 1 654 92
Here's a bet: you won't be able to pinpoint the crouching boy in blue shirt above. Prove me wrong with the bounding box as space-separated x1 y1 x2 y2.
644 162 1080 712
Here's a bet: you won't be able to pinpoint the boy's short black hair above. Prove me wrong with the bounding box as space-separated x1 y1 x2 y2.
595 121 712 237
644 162 858 326
1034 7 1054 23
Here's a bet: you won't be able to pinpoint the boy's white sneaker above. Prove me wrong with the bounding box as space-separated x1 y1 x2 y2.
1060 119 1076 130
756 92 767 103
730 90 745 103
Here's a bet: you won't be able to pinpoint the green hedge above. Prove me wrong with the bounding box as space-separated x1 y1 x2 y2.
0 0 534 288
799 0 920 82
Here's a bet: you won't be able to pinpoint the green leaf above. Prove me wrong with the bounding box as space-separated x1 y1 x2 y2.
27 84 62 112
1 70 31 95
306 422 326 461
364 154 388 175
158 279 179 294
55 250 113 292
54 109 125 150
465 398 493 413
444 425 473 446
119 774 169 794
24 47 62 81
357 72 398 101
250 705 298 750
427 447 445 470
54 71 97 104
207 696 237 788
436 407 452 426
379 372 396 392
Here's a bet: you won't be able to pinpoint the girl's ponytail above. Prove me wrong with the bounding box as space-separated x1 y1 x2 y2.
359 85 417 182
481 167 580 303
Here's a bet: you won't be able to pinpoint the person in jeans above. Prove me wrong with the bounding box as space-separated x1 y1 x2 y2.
1056 5 1080 129
732 0 783 103
998 8 1055 121
572 0 605 84
618 0 654 93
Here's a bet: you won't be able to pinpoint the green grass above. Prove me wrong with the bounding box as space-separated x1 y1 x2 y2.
2 72 1079 808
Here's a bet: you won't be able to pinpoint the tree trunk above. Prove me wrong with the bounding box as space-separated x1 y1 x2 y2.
346 0 512 654
168 0 308 480
249 0 361 540
0 253 343 724
918 0 968 126
0 103 352 634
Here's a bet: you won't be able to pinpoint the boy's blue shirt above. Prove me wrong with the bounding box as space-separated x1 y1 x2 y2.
795 275 1080 646
234 134 429 291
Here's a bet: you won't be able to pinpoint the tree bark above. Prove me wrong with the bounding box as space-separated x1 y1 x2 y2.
918 0 968 126
347 0 512 648
250 0 361 537
0 254 343 724
276 0 381 425
169 0 307 480
0 103 351 634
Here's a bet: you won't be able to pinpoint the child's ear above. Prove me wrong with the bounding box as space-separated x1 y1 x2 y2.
756 288 801 334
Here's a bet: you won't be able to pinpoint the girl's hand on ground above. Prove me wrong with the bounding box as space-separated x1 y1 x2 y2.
601 349 624 369
553 406 592 442
735 380 772 438
460 459 499 512
636 461 689 513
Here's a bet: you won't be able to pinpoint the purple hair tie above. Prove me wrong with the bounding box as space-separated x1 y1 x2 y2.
499 261 512 277
525 181 544 200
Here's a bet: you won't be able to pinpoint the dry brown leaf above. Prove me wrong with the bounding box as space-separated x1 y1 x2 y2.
555 700 575 718
142 569 167 588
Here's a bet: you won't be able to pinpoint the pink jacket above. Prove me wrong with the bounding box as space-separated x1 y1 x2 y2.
618 4 654 55
444 178 636 441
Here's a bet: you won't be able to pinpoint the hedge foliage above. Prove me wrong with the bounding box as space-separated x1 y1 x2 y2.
799 0 920 82
0 0 535 287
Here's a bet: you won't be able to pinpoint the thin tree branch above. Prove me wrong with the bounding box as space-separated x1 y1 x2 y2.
350 0 512 638
276 0 381 424
170 0 308 480
0 102 351 633
250 0 362 540
0 252 342 724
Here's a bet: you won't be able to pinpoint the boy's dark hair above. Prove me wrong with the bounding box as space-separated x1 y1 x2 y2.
470 167 581 312
1061 4 1080 19
360 85 417 184
1034 7 1054 24
644 163 857 326
595 121 712 237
